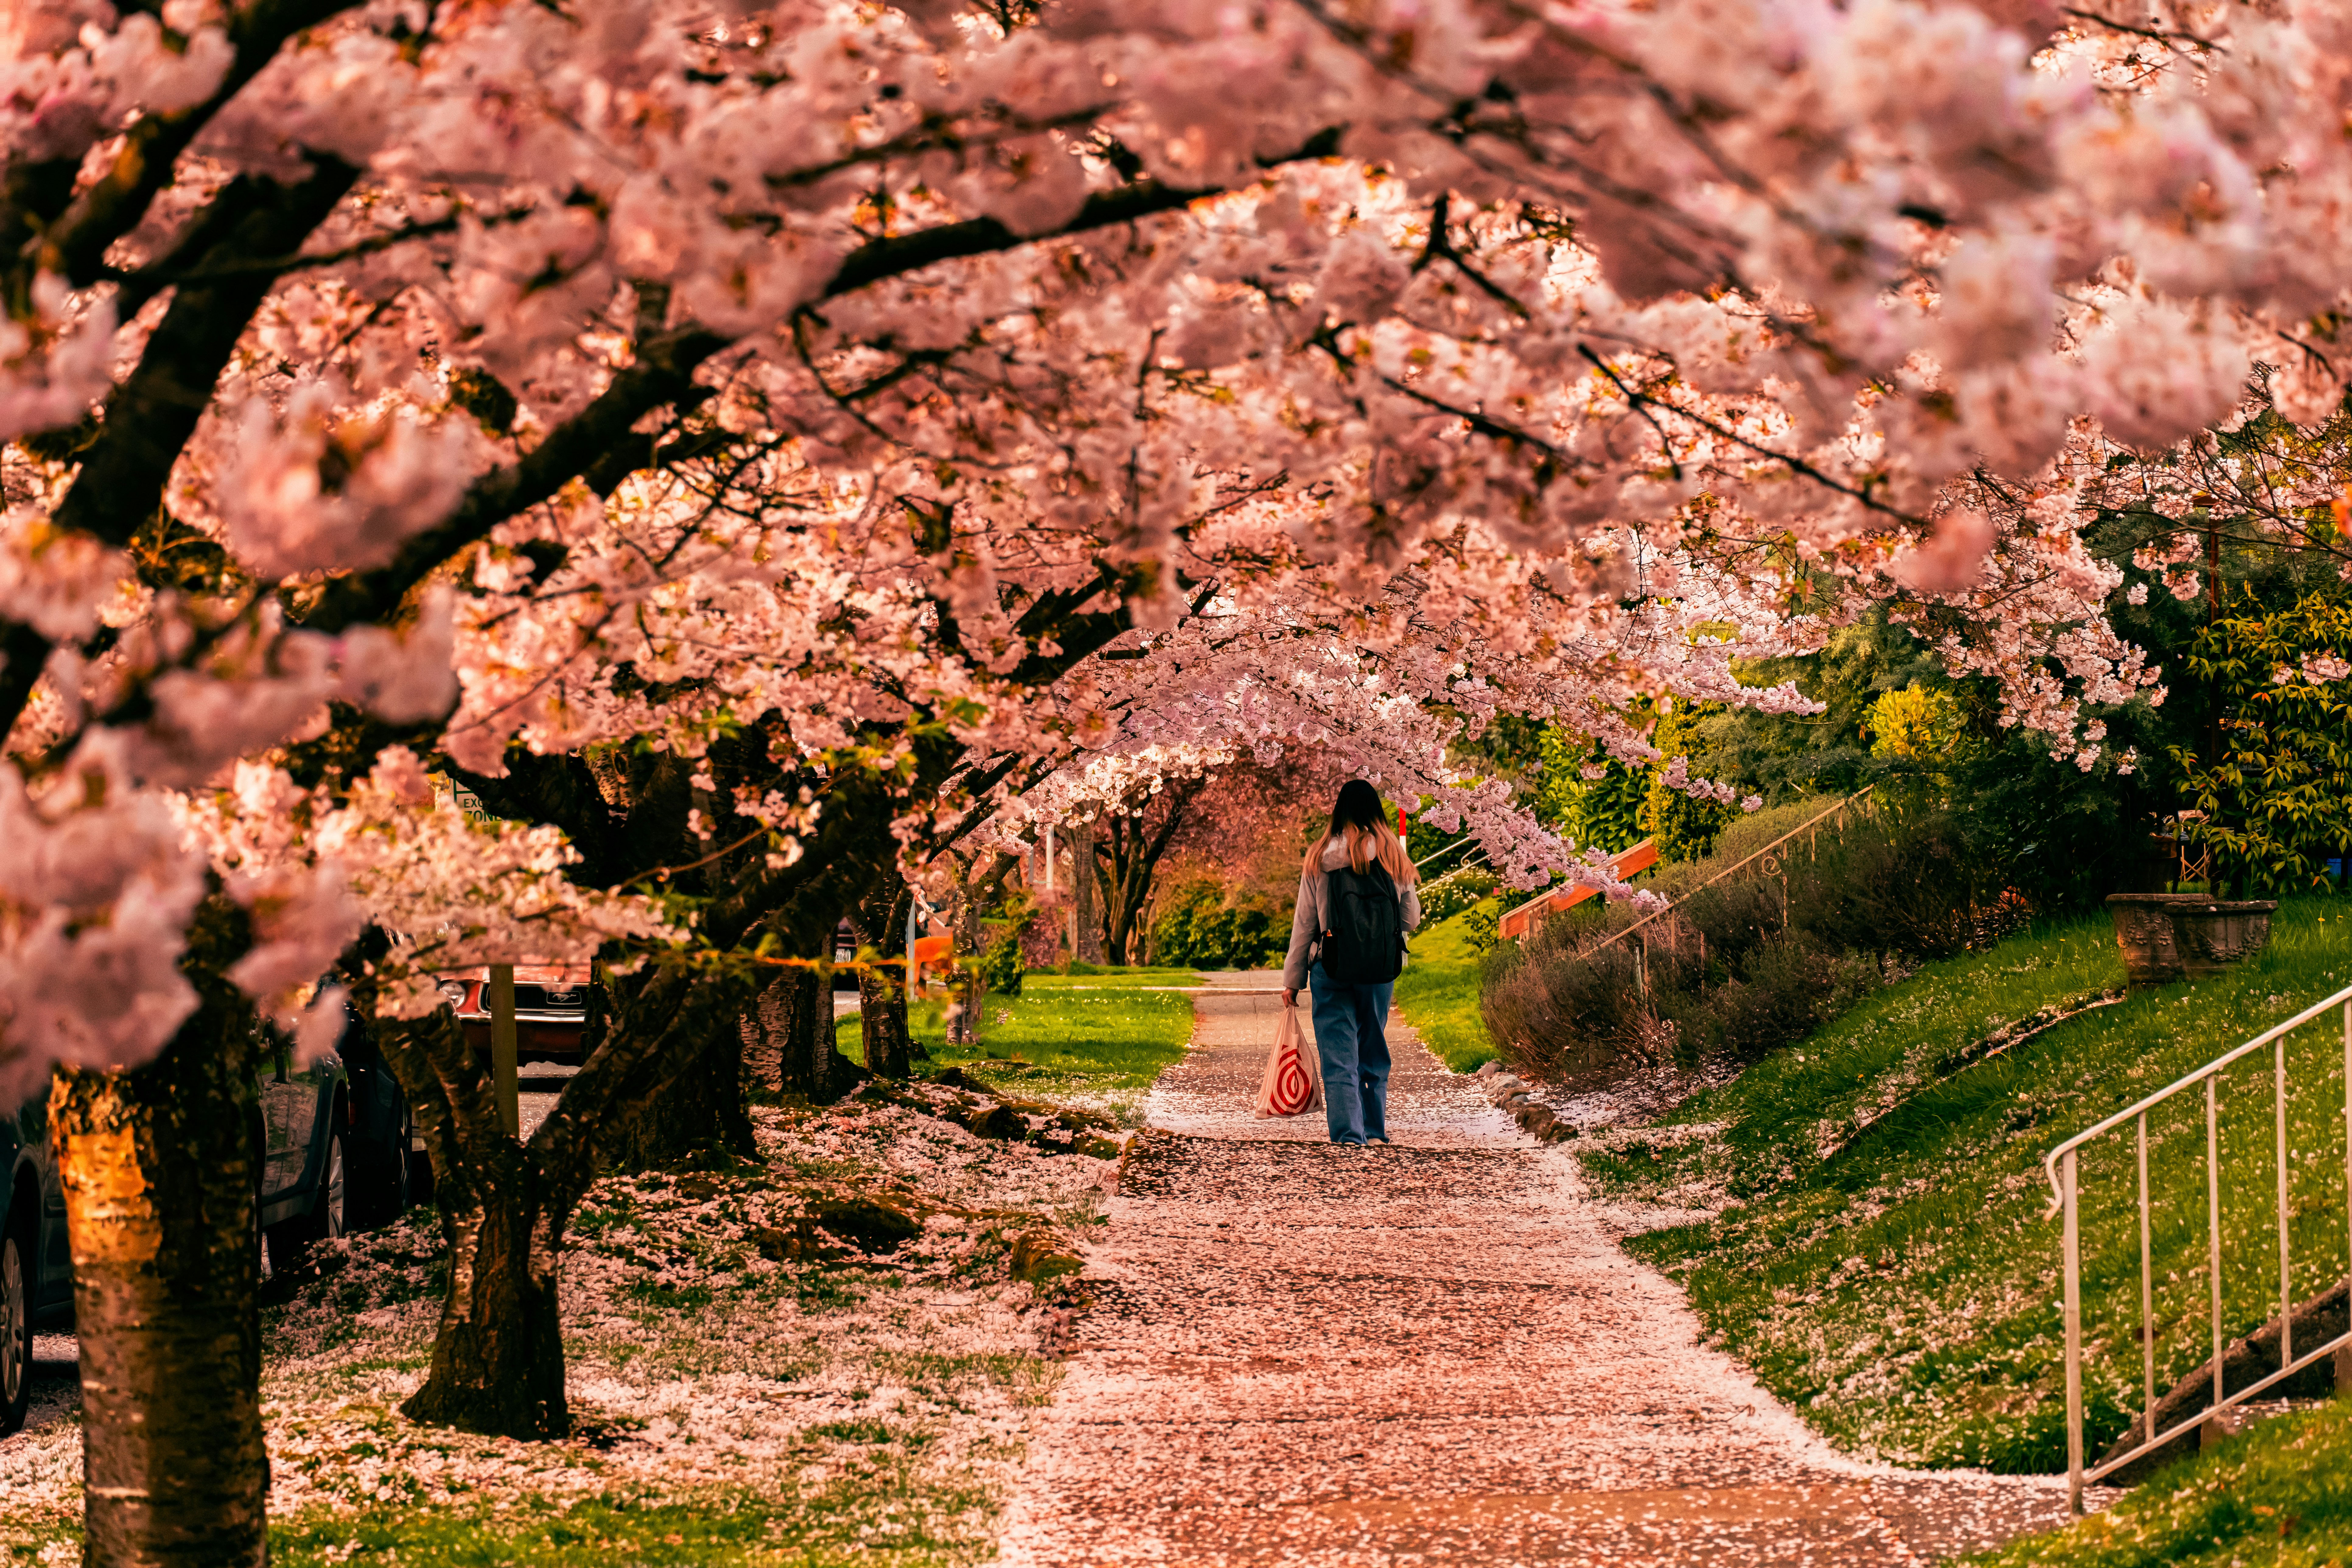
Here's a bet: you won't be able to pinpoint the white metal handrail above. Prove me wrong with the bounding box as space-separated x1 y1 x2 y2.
2043 979 2352 1513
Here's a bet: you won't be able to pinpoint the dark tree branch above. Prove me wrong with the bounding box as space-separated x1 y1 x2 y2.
54 162 363 552
25 0 358 290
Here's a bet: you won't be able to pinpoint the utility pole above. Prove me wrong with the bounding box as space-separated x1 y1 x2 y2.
489 963 519 1137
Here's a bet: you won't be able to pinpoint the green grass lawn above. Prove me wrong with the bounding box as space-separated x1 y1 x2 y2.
1583 898 2352 1473
1969 1399 2352 1567
265 1479 996 1567
1394 901 1500 1072
834 968 1199 1115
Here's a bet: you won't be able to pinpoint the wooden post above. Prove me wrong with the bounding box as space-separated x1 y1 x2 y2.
489 963 519 1138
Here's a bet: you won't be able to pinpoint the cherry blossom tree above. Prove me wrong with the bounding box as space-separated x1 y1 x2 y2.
5 0 2342 1559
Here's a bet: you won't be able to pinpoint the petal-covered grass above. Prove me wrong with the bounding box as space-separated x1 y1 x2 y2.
1582 899 2352 1473
1393 902 1502 1073
2 1086 1118 1567
1967 1398 2352 1567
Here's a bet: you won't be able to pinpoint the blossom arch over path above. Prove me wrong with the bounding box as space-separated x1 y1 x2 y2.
0 0 2338 1558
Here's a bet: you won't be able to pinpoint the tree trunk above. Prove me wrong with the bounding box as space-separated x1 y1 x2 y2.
742 968 852 1101
857 966 914 1078
399 1152 568 1439
371 1008 572 1439
600 1020 755 1173
740 976 786 1096
854 881 915 1077
374 964 759 1437
51 983 267 1568
1094 783 1197 965
1070 822 1104 964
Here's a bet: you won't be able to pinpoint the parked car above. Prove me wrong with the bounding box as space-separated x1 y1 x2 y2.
1 996 415 1436
834 921 859 992
433 964 592 1061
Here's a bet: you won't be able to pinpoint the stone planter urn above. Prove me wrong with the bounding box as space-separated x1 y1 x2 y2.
2107 893 2278 986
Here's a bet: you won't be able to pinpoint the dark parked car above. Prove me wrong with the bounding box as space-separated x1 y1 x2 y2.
1 996 415 1436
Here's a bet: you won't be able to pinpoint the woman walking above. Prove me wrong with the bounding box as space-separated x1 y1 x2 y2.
1281 781 1423 1147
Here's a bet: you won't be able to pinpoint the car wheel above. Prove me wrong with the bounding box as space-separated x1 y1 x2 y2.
1 1222 32 1436
266 1125 347 1277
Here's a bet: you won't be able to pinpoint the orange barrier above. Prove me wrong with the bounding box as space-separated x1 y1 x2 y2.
1495 838 1659 943
909 932 953 985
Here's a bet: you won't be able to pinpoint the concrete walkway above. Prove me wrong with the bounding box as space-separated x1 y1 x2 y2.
998 974 2081 1566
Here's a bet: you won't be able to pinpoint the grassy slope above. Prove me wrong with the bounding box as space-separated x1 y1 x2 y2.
1394 902 1500 1073
1966 1398 2352 1568
835 969 1199 1116
1584 899 2352 1473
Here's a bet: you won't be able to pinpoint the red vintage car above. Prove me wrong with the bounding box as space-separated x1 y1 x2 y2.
433 965 593 1062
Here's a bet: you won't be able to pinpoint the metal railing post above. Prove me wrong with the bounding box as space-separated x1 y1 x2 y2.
2278 1035 2294 1370
2137 1112 2154 1432
2208 1076 2224 1430
2063 1147 2083 1515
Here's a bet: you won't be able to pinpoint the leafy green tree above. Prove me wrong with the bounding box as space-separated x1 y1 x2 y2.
1641 701 1735 860
1533 728 1648 852
2171 589 2352 895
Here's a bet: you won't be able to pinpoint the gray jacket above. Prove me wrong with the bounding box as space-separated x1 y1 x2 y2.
1282 838 1423 990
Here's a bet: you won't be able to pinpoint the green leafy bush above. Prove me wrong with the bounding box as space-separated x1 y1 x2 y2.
1149 878 1285 970
978 929 1026 996
2172 586 2352 895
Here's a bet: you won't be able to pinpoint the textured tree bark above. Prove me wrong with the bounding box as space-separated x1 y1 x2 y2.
374 1009 572 1439
746 968 848 1100
51 978 266 1568
599 1020 755 1173
397 1153 568 1438
852 881 915 1078
374 961 768 1436
857 966 914 1079
1069 822 1105 964
740 977 787 1096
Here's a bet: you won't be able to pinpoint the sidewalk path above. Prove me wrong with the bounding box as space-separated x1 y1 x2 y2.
998 973 2083 1566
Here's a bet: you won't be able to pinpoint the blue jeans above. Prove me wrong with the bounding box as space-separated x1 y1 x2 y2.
1308 961 1392 1144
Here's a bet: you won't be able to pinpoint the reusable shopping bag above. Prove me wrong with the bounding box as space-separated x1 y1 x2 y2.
1253 1003 1321 1118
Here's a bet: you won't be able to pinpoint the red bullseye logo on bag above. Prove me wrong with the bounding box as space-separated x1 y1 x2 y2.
1255 1005 1321 1119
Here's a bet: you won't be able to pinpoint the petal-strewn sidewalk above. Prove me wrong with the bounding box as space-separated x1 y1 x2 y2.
998 974 2083 1566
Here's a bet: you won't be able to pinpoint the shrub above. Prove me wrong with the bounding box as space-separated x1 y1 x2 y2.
1479 804 2001 1084
1150 878 1286 970
1420 865 1500 922
978 928 1026 996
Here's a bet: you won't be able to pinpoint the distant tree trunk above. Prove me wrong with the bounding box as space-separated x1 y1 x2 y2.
854 882 914 1077
1095 780 1200 964
51 909 267 1568
740 975 786 1096
1070 821 1104 964
742 967 855 1100
857 966 914 1077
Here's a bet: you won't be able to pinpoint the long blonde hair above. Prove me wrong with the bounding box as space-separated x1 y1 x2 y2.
1303 780 1418 885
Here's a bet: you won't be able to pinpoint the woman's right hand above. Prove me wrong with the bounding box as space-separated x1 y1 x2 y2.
1283 989 1298 1010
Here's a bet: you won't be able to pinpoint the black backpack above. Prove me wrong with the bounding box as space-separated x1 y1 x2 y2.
1320 861 1405 985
